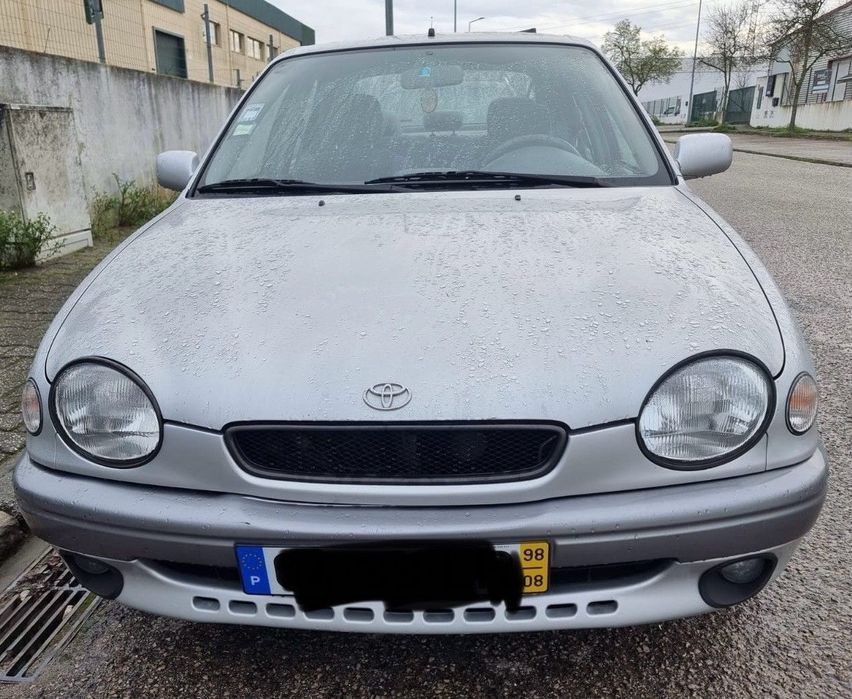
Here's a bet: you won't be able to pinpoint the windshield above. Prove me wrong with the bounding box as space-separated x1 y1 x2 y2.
198 43 670 191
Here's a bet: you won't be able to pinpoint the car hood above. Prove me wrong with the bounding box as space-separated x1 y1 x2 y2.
46 188 783 429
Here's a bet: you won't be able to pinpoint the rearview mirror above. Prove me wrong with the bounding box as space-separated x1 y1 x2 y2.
401 64 464 89
674 134 732 180
156 150 199 191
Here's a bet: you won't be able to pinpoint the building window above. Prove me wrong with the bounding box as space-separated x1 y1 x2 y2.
247 37 265 60
230 30 244 54
153 30 187 79
765 74 776 97
831 58 852 101
202 20 221 46
150 0 185 11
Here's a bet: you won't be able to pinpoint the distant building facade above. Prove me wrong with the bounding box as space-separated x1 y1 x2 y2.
751 0 852 130
0 0 314 87
638 58 764 125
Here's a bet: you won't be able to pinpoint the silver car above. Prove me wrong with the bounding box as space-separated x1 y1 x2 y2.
16 33 826 634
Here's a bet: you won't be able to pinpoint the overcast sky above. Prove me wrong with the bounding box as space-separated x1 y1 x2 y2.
270 0 709 53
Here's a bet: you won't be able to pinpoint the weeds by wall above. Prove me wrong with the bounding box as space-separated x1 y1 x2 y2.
91 175 176 239
0 211 58 270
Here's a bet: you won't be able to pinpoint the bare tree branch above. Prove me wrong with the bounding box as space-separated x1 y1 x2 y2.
767 0 852 128
701 2 762 123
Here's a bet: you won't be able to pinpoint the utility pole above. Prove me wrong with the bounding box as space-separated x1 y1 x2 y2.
202 3 214 83
454 1 457 32
385 0 394 36
686 0 703 125
85 0 106 63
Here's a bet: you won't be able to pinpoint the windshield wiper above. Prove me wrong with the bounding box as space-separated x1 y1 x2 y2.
196 178 402 195
364 171 607 189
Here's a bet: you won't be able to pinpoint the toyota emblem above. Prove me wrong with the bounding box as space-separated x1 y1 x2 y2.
363 383 412 411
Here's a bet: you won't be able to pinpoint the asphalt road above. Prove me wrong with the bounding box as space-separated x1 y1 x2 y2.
4 151 851 698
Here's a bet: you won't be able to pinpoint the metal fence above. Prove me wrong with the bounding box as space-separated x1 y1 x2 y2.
642 96 683 119
0 0 284 88
725 86 755 124
690 90 717 122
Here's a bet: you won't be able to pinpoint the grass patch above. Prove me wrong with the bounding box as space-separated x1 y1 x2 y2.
686 117 719 128
0 210 59 270
748 125 852 141
91 175 176 239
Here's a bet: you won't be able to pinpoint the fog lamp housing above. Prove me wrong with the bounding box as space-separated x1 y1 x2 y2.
699 555 777 608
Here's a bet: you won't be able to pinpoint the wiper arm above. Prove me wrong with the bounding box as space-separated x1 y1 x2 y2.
196 178 402 195
365 171 607 188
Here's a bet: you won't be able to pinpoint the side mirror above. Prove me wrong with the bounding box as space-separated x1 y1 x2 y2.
674 134 732 180
156 150 199 191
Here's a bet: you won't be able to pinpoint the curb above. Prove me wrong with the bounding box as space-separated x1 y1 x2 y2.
661 138 852 169
726 147 852 169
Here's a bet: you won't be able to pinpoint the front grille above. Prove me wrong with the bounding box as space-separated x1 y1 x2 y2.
225 423 567 484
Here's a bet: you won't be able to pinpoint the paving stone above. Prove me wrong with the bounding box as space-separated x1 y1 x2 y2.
0 229 135 475
0 509 25 560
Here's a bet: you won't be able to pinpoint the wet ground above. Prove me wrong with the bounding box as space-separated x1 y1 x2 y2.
2 151 850 697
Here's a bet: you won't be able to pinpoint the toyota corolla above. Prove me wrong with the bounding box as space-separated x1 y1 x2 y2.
15 33 826 633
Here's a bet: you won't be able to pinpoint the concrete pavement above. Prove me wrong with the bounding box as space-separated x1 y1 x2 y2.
0 231 134 554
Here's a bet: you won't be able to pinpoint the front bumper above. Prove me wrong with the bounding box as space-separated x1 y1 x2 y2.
14 449 827 633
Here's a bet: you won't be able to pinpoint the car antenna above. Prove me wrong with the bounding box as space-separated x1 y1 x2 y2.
428 27 436 38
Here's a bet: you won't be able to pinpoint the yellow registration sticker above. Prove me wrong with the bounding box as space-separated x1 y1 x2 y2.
519 541 550 594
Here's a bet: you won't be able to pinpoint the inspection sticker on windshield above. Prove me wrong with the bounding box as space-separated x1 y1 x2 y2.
232 123 254 136
239 103 264 122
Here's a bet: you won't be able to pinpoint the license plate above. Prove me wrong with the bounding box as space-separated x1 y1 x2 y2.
236 541 550 597
498 541 550 594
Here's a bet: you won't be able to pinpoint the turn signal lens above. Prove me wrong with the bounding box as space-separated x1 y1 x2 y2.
21 379 42 435
787 373 818 434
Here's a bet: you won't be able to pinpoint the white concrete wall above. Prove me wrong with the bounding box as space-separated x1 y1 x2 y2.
751 75 852 130
0 46 242 197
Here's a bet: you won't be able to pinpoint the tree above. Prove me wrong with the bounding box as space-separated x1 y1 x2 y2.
602 20 683 96
700 2 760 124
768 0 852 129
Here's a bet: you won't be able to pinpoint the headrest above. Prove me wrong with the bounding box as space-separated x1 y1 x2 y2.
487 98 550 141
423 111 464 133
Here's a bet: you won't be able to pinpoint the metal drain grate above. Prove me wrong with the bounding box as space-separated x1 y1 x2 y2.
0 549 99 683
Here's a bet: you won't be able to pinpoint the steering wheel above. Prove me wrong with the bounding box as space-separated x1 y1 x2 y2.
483 134 583 166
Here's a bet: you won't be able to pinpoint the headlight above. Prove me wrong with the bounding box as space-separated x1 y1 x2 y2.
21 379 42 435
51 360 162 466
638 355 772 468
786 372 818 434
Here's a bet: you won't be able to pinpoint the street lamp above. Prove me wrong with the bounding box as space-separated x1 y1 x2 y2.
385 0 393 36
686 0 703 124
468 16 485 32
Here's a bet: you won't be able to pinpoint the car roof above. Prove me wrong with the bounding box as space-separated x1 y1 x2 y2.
277 32 596 62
